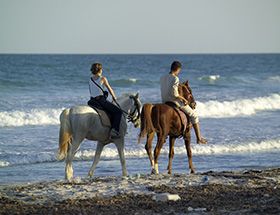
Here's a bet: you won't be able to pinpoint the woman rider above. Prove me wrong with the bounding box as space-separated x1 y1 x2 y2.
88 63 122 139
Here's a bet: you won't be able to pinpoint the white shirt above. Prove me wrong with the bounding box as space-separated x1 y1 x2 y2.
89 77 104 98
160 74 180 104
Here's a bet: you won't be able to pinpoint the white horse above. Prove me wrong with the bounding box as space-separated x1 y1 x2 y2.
57 93 141 181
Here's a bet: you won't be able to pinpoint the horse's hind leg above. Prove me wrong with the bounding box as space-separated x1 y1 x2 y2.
184 130 195 173
65 137 83 181
88 141 104 178
145 132 155 171
153 133 167 174
167 136 175 174
115 139 127 177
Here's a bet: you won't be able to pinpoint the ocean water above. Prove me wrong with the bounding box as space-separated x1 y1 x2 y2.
0 54 280 184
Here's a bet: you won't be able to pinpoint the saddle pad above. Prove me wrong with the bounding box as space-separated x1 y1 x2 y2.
91 107 111 127
165 102 189 134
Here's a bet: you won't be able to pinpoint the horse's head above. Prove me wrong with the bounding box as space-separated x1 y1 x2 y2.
179 80 196 109
128 93 142 128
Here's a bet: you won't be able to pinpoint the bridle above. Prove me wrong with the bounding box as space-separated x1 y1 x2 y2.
182 82 196 109
127 95 141 124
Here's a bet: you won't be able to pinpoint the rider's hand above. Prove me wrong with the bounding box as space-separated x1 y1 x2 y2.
183 99 188 105
112 97 117 104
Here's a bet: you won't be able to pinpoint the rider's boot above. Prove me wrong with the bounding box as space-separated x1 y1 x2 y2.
110 128 120 139
193 123 207 144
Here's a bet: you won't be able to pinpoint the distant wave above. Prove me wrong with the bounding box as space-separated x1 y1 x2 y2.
111 78 156 87
111 78 138 86
0 160 10 167
267 75 280 82
197 93 280 118
1 93 280 127
198 75 220 82
1 139 280 167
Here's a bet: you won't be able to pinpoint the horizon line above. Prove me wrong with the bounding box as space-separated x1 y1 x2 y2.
0 52 280 55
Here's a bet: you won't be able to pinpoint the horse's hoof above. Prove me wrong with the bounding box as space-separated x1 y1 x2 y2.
122 176 128 180
151 169 157 175
190 170 195 174
65 178 73 183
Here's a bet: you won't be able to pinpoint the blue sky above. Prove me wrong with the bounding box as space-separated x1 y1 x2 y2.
0 0 279 53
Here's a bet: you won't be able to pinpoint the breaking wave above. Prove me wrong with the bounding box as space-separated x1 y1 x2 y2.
0 93 280 127
0 108 64 127
76 139 280 159
197 93 280 118
1 139 279 167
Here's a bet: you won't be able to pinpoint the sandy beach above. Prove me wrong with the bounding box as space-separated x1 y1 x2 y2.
1 168 279 214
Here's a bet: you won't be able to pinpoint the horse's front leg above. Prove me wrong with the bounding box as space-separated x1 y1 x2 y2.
167 136 175 174
88 141 104 178
184 130 195 173
115 138 127 177
145 132 155 171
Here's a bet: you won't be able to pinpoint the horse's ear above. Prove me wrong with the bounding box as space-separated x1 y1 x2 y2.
185 80 189 85
135 92 139 98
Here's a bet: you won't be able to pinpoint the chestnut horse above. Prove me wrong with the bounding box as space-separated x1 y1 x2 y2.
138 81 196 174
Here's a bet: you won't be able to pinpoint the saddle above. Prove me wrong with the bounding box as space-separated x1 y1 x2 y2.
88 101 111 128
165 102 190 136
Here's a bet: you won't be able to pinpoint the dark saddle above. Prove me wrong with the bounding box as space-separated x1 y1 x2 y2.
165 101 190 136
88 100 111 128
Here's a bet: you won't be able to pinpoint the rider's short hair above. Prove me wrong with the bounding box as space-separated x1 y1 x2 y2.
170 61 182 72
91 63 102 75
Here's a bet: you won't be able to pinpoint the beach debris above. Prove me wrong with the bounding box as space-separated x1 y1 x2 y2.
152 193 181 202
187 207 207 212
201 175 209 184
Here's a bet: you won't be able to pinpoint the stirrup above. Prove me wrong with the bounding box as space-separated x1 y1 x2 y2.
110 129 120 139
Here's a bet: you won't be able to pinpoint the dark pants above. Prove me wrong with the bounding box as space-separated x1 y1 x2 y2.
88 96 122 132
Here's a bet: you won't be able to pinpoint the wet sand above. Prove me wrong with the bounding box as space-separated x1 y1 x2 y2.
0 168 279 214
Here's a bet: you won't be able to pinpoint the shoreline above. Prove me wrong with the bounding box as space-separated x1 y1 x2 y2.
1 168 279 214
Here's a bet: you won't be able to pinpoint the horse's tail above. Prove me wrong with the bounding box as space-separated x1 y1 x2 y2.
57 108 72 161
138 103 154 144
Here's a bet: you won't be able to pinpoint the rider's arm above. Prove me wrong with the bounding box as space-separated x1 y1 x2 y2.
176 95 189 105
172 76 188 105
101 77 117 101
